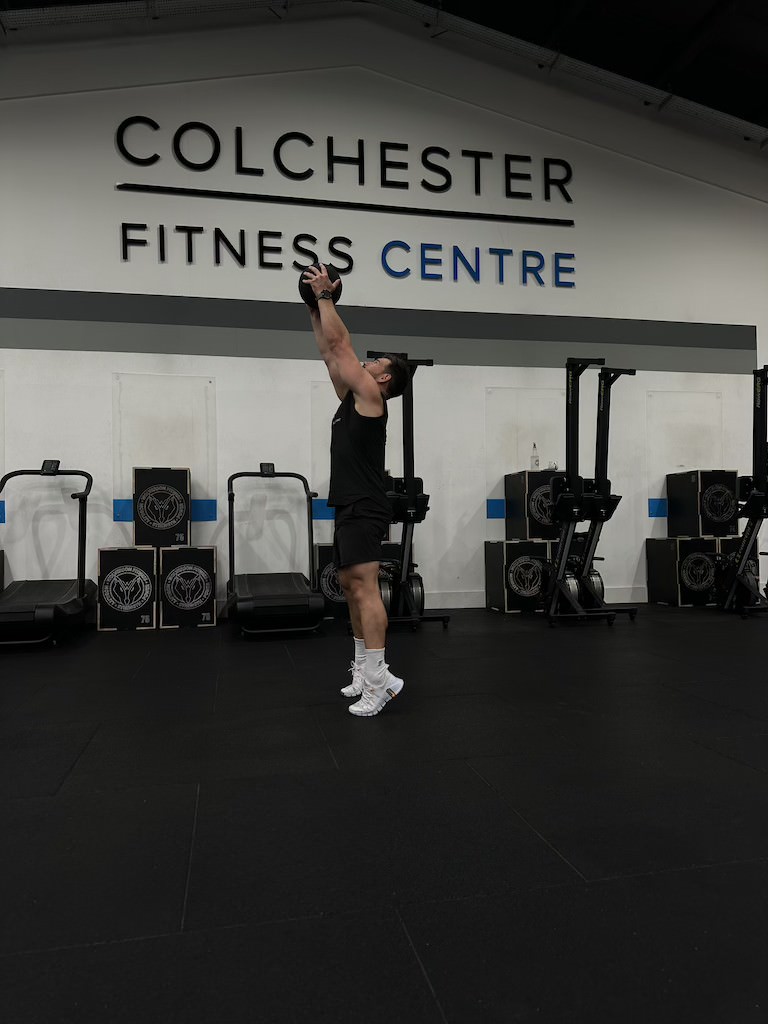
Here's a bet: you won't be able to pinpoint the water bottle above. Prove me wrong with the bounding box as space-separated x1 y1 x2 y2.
530 443 540 471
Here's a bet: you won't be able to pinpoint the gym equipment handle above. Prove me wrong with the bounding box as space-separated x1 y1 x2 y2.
0 465 93 499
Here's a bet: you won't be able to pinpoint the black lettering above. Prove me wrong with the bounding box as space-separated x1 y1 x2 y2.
544 158 573 202
461 149 492 195
175 225 204 263
115 116 160 166
505 154 533 200
214 228 246 267
172 122 221 172
258 230 283 268
328 237 354 273
293 234 319 268
274 132 313 181
327 137 364 185
121 223 148 260
380 142 408 189
421 147 451 193
235 127 264 177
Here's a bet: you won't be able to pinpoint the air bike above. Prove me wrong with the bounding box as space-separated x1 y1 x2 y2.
0 460 97 646
714 364 768 617
367 350 450 632
545 357 638 625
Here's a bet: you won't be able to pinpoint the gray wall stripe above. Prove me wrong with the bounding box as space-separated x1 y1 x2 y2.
0 289 756 373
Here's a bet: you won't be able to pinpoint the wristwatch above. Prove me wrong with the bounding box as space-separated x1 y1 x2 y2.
317 289 333 301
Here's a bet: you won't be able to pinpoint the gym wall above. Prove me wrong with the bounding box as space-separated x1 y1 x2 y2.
1 7 767 607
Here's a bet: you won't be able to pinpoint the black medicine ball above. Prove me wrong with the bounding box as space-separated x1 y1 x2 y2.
298 263 343 308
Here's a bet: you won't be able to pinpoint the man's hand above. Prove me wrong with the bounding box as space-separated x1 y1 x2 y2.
302 263 341 302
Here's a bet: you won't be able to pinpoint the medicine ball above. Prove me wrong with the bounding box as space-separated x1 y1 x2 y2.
298 263 343 308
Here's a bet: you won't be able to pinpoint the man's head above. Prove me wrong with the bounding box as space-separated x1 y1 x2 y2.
362 354 411 400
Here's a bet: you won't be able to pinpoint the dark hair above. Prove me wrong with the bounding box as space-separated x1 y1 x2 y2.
382 353 411 399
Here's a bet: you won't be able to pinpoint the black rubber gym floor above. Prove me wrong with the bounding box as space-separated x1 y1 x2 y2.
2 604 767 1023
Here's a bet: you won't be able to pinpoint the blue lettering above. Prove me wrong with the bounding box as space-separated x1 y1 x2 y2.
488 247 514 283
553 252 575 288
378 241 575 288
521 250 545 286
421 243 443 280
453 246 480 282
381 240 410 278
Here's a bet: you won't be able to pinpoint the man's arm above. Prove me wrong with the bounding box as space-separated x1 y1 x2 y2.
307 305 347 401
304 265 383 415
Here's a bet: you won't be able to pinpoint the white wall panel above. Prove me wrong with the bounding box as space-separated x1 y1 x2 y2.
484 384 566 543
112 371 217 503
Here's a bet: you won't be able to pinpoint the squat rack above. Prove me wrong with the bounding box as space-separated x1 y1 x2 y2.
368 349 450 631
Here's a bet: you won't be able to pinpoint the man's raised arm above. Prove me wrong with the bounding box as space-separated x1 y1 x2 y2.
303 264 381 413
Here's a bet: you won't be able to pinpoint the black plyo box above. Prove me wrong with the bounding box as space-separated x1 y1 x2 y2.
484 540 551 613
646 537 718 606
133 467 191 547
159 546 217 628
314 541 402 617
504 471 565 541
97 546 157 631
665 470 739 538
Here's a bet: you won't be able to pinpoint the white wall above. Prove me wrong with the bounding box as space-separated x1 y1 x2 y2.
0 346 756 607
1 9 767 607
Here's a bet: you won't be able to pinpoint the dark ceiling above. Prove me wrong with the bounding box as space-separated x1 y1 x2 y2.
2 0 767 134
434 0 768 130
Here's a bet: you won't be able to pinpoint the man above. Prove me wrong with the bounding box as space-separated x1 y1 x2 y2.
302 263 410 716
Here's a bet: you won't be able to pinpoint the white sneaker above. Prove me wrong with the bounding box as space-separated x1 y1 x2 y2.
348 670 404 717
341 660 365 698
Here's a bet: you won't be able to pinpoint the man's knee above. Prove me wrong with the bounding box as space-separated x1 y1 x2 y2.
340 563 379 602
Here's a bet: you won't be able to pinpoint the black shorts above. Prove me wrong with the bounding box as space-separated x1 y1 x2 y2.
332 500 391 569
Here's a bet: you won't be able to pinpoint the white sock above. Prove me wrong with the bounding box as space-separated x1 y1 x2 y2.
353 637 366 666
365 647 387 686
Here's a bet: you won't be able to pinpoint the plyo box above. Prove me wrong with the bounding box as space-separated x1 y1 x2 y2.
133 467 191 547
645 537 718 606
159 546 217 628
97 546 157 631
484 539 551 613
666 470 739 538
504 471 565 541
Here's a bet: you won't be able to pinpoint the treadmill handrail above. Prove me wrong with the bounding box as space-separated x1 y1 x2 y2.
227 470 315 499
0 468 93 499
227 470 318 590
0 466 93 599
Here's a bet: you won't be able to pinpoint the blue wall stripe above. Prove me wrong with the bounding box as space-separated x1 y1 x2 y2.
0 500 4 525
487 498 506 519
113 499 133 521
113 498 218 522
312 498 335 520
648 498 668 518
191 499 217 522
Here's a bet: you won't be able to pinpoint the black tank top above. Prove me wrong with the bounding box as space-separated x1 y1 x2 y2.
328 391 390 513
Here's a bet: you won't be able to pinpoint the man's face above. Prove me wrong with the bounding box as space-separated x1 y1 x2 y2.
362 357 392 381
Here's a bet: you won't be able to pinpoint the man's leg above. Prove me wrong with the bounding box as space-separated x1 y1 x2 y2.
338 561 387 649
333 513 368 697
339 561 404 716
340 585 367 699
